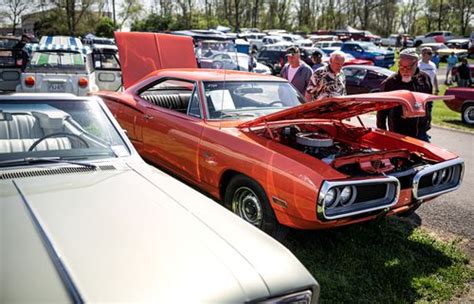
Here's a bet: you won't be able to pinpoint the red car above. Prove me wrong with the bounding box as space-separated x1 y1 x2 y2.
97 32 464 237
444 87 474 124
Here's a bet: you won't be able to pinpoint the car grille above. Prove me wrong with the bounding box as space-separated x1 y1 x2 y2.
412 159 464 200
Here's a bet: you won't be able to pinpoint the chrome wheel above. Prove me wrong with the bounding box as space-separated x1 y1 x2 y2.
232 186 263 227
462 104 474 125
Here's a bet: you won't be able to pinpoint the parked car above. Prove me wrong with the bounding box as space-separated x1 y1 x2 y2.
199 52 270 74
418 43 468 61
444 87 474 124
257 49 286 75
238 32 266 50
91 43 122 91
381 34 414 47
262 35 284 45
342 65 394 94
0 36 23 92
340 42 395 68
414 31 456 46
0 93 319 303
314 41 343 49
98 32 464 238
320 52 374 66
18 37 99 95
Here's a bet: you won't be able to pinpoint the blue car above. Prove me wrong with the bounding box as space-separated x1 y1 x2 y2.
340 42 394 68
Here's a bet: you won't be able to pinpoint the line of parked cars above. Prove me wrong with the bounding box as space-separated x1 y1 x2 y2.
0 31 466 302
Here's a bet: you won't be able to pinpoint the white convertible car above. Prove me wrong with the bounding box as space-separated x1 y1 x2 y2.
0 94 319 303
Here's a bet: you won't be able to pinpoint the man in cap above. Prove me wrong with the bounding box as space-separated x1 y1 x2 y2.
418 46 439 94
376 48 433 142
306 51 346 101
279 46 313 96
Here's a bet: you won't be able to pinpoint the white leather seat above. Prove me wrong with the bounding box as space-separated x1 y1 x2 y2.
0 138 72 153
0 114 44 139
0 113 72 154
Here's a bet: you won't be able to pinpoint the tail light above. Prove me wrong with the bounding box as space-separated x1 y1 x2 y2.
16 59 23 67
25 76 35 87
78 77 88 88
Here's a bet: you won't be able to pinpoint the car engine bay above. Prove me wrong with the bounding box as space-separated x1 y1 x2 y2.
253 122 432 177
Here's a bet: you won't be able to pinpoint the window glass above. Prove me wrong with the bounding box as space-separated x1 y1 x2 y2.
187 88 201 118
139 79 194 114
203 81 304 120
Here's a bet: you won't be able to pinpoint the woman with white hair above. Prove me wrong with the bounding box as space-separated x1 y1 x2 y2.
305 51 346 101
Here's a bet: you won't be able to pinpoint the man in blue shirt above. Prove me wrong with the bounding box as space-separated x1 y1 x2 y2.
446 52 458 84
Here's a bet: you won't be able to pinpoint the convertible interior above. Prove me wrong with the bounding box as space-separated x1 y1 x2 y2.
0 110 87 154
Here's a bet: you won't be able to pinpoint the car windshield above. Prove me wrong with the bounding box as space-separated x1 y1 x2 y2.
0 99 130 164
27 51 86 70
203 81 304 120
361 43 378 50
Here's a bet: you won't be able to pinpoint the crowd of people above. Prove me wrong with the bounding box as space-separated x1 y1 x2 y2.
276 45 472 143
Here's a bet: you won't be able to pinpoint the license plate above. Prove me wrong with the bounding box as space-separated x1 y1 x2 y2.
49 83 65 92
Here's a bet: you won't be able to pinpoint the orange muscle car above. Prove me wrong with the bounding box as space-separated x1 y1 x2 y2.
96 32 464 238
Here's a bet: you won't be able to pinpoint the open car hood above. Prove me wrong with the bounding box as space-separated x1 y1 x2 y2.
115 32 197 89
238 90 453 128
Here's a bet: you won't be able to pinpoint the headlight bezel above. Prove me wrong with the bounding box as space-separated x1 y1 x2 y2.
317 176 400 221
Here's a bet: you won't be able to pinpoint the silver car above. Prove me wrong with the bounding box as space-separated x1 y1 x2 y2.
0 94 319 303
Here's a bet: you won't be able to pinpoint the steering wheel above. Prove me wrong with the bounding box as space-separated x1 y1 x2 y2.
268 101 284 106
28 133 89 152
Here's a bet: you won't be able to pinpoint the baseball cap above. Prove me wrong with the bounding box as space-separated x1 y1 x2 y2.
399 48 419 61
285 46 300 56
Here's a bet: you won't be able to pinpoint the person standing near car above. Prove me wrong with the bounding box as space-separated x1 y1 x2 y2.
376 48 433 142
446 52 458 84
248 50 257 72
13 34 30 71
457 58 472 87
418 47 439 94
280 46 313 96
305 51 346 101
311 50 324 71
432 51 440 68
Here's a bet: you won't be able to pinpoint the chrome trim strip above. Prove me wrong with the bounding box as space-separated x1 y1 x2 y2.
12 180 84 304
317 176 400 220
412 158 464 200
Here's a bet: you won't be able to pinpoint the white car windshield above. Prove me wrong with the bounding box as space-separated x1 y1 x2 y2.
0 98 130 165
27 51 86 70
203 81 304 120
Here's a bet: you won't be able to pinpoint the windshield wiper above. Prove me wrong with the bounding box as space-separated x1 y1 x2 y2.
221 112 258 119
0 157 97 168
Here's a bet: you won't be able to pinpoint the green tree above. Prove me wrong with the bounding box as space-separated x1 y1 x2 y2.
95 17 116 37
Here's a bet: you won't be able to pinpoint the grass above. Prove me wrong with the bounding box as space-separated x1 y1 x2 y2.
283 217 474 303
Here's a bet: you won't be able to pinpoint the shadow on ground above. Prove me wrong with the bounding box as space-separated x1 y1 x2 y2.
440 119 474 130
283 216 472 303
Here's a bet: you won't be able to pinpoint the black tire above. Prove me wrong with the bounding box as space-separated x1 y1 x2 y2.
461 102 474 125
224 174 288 240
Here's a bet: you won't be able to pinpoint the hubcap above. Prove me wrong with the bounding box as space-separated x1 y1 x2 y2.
464 105 474 124
232 186 263 227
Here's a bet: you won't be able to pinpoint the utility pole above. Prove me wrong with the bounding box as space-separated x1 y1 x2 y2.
112 0 116 28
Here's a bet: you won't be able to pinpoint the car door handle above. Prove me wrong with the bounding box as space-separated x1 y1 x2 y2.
143 114 154 120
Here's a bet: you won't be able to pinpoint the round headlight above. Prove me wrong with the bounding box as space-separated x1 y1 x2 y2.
340 186 355 206
324 188 337 208
432 171 438 184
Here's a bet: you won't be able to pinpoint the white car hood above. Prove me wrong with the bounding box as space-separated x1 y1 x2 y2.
1 162 316 303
